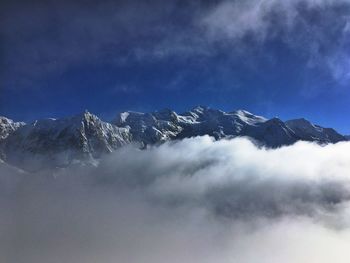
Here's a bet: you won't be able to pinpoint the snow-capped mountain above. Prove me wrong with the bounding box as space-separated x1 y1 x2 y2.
0 117 25 140
0 107 347 170
1 111 131 171
114 106 347 148
114 109 182 145
114 106 269 144
285 118 345 143
114 106 298 147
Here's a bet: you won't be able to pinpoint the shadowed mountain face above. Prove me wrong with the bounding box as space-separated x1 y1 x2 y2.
285 118 346 143
0 106 347 171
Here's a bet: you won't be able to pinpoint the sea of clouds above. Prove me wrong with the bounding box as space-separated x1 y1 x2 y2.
2 136 350 263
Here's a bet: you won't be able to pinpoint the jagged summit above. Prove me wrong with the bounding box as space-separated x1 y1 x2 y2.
232 109 267 126
1 111 131 171
0 117 25 140
190 105 210 112
0 106 347 171
113 107 346 146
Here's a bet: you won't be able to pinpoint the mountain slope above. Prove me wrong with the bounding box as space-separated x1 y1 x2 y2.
243 118 298 147
0 107 347 170
114 106 269 144
0 117 25 140
285 118 347 143
114 106 299 147
114 109 182 145
1 111 131 170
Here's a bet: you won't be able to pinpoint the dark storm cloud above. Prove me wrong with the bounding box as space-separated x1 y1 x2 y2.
1 0 350 91
2 137 350 262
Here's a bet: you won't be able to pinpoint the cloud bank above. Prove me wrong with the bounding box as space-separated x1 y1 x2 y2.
2 136 350 262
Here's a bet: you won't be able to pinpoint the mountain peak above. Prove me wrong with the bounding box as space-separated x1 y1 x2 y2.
235 109 253 115
1 106 347 171
286 118 346 143
0 116 25 140
232 109 267 125
0 116 13 125
190 105 211 113
287 118 312 125
75 110 96 121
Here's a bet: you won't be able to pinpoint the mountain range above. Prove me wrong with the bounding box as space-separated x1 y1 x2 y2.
0 106 348 171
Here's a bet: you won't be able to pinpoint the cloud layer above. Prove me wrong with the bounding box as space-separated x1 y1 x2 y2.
2 136 350 262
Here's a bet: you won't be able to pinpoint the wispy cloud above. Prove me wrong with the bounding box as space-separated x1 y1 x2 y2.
199 0 350 84
1 0 350 92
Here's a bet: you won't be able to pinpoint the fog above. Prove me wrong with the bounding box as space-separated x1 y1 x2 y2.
2 136 350 263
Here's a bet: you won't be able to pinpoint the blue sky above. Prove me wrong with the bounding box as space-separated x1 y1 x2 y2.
1 0 350 133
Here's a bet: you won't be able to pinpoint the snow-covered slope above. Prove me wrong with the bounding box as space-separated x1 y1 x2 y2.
2 111 131 170
115 106 346 147
285 118 346 143
114 106 298 147
243 117 298 147
114 106 268 144
176 107 267 139
1 107 347 171
0 117 25 140
114 109 182 145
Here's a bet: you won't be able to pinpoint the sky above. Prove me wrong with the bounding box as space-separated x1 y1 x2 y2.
1 0 350 133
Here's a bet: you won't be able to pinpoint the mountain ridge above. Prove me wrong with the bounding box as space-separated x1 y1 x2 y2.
0 106 348 171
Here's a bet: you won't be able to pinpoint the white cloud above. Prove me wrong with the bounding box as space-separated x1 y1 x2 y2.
199 0 350 84
2 137 350 262
199 0 349 41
